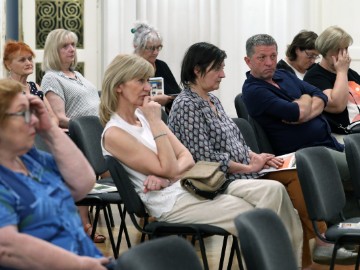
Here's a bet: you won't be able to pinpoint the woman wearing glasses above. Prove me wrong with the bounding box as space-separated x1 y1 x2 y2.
304 26 358 137
132 22 181 113
277 30 319 79
0 79 113 270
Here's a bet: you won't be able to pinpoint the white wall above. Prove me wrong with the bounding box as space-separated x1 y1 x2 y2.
0 0 5 78
103 0 360 117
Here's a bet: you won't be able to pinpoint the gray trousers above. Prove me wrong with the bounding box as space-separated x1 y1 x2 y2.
160 179 303 267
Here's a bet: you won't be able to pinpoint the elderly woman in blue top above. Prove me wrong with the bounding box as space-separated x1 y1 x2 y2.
0 79 110 270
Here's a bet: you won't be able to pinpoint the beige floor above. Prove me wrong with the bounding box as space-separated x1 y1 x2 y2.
94 205 356 270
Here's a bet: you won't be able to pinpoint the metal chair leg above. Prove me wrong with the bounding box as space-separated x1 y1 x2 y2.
103 205 117 258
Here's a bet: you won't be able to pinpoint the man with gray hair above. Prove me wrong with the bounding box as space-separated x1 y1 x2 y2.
242 34 343 155
242 33 356 266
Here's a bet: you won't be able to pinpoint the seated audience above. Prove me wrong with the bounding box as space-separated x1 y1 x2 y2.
3 40 58 125
277 30 319 79
304 26 358 137
99 53 304 267
167 41 355 268
243 34 343 152
132 21 181 112
0 79 113 270
41 28 105 243
242 33 351 195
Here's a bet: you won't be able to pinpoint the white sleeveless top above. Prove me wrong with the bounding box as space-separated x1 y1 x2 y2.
101 109 187 218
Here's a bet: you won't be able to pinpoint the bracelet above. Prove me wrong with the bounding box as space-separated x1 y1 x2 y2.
153 132 167 140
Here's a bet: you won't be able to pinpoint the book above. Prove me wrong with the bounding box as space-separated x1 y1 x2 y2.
338 222 360 229
89 183 117 194
149 77 164 96
259 152 296 174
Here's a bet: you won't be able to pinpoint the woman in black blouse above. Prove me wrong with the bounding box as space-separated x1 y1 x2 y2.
132 21 181 113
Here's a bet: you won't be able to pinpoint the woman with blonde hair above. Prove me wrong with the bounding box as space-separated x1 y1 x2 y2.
99 53 304 268
41 29 100 129
304 26 357 138
41 28 105 243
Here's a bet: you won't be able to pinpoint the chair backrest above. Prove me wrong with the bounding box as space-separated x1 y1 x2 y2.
248 117 274 154
235 208 298 270
234 93 249 120
295 146 346 221
232 117 260 153
105 155 147 218
344 134 360 200
68 115 107 176
115 236 203 270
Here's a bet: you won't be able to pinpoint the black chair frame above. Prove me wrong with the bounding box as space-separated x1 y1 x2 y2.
296 146 360 270
105 155 243 270
68 116 131 258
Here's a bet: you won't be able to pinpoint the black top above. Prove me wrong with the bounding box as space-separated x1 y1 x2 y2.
154 59 181 112
304 63 360 134
155 59 181 95
276 59 295 75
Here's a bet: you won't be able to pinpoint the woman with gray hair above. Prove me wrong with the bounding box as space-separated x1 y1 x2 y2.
132 22 181 113
277 30 319 79
41 28 100 129
304 26 358 136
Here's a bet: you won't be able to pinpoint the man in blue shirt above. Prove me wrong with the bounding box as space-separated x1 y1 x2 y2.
242 33 349 182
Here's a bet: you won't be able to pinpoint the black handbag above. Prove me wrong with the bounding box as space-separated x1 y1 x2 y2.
180 161 230 200
344 120 360 134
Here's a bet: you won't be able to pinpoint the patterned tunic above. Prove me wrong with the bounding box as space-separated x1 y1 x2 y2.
168 88 263 181
41 70 100 119
28 81 44 100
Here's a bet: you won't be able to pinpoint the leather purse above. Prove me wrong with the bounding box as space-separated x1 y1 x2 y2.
180 161 230 199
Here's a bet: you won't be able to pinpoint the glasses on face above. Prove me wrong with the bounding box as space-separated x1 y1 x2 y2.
5 109 32 124
304 50 320 60
144 45 163 52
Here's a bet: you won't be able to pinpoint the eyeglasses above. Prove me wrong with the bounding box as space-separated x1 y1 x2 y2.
144 45 163 52
304 50 320 60
5 109 32 124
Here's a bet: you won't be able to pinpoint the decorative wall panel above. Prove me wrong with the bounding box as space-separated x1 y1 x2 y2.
35 0 84 49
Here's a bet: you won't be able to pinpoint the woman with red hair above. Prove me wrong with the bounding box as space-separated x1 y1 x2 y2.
3 40 58 125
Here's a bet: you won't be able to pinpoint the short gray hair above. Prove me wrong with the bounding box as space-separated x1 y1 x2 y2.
246 34 278 57
131 21 162 54
42 29 78 72
316 26 353 57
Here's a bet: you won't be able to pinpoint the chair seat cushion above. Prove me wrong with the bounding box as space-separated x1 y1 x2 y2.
97 192 122 203
326 217 360 242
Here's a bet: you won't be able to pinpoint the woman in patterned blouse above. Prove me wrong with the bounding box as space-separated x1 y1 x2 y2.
167 42 337 269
